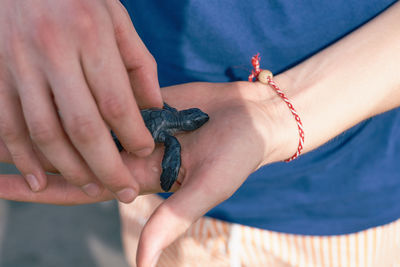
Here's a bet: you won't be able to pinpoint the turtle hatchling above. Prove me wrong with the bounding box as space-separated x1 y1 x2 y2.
112 103 209 192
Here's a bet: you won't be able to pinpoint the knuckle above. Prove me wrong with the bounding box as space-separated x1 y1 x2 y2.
133 53 157 73
66 115 99 144
131 54 157 82
30 16 58 50
112 20 126 40
99 94 128 120
74 11 97 35
147 54 157 71
69 2 104 39
29 120 58 145
112 5 131 39
29 18 66 67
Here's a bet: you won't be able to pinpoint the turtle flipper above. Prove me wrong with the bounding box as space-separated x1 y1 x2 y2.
160 134 181 192
163 102 178 113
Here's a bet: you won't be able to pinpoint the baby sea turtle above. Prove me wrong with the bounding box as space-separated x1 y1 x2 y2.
112 103 209 192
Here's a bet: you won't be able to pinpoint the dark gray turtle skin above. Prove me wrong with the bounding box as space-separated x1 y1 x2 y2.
112 103 209 192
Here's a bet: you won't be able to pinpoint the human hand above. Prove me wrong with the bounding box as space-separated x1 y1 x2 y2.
0 0 161 202
0 80 298 266
134 81 299 267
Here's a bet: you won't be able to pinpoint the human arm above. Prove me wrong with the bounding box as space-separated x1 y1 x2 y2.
269 1 400 164
0 0 162 202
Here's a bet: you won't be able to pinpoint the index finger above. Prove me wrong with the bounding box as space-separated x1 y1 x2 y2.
80 4 156 156
107 0 162 109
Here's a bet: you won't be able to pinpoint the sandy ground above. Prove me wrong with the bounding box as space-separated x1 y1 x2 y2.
0 163 130 267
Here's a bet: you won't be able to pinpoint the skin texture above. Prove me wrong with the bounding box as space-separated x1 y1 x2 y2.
0 2 400 267
0 0 162 203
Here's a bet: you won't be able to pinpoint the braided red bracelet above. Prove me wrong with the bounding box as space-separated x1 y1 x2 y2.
248 54 304 162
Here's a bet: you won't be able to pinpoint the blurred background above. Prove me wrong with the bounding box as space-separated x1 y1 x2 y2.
0 163 130 267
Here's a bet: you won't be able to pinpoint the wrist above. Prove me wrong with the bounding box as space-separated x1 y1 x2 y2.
250 74 300 166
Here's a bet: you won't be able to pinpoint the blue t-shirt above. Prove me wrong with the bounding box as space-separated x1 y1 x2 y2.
121 0 400 235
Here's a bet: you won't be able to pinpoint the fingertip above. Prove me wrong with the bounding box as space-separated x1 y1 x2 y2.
133 146 153 158
121 130 155 157
11 153 49 192
136 230 162 267
25 174 41 192
25 172 47 192
136 196 194 267
82 182 103 198
115 187 137 204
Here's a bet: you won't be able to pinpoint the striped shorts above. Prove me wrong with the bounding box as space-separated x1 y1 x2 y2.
119 195 400 267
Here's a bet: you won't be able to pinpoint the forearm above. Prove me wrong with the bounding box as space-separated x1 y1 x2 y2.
267 2 400 163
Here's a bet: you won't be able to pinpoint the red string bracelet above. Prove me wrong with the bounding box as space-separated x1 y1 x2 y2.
248 54 304 162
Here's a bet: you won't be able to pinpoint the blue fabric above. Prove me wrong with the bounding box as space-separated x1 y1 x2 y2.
121 0 400 235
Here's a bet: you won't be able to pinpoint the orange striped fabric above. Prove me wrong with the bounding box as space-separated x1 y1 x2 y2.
119 195 400 267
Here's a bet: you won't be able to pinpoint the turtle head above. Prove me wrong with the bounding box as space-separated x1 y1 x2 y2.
179 108 209 131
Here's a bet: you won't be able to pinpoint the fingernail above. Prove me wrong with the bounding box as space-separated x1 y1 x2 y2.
82 183 101 197
26 174 40 192
116 188 136 203
133 147 152 157
151 251 162 267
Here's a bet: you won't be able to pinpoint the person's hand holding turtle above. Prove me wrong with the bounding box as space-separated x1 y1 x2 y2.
0 80 298 266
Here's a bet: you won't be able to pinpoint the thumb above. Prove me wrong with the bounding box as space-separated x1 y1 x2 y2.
107 1 162 109
136 170 227 267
